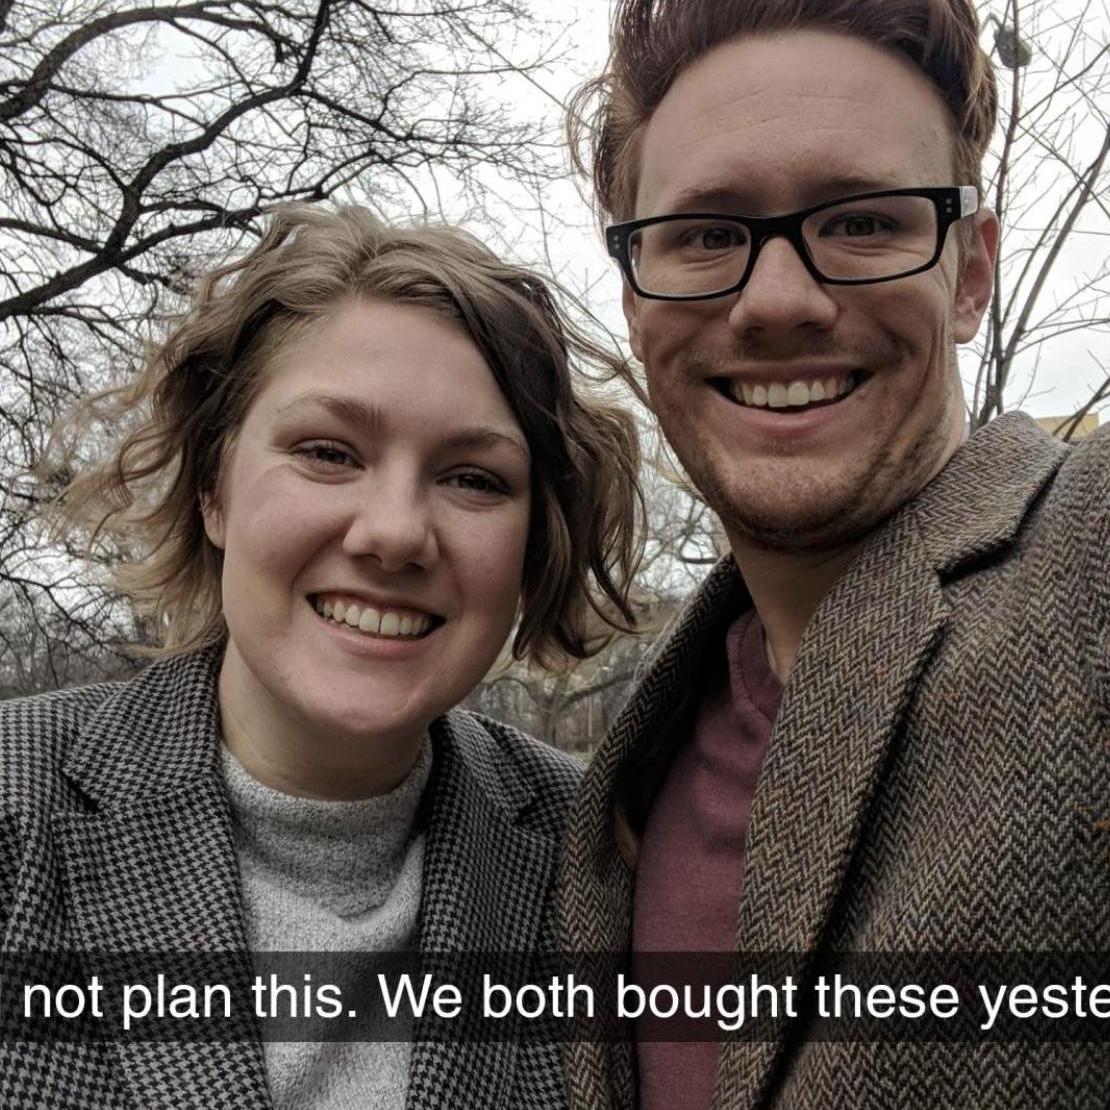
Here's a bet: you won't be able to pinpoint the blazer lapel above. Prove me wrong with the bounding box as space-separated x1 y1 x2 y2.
715 414 1069 1109
406 710 562 1110
559 559 750 1110
714 507 948 1109
58 646 271 1110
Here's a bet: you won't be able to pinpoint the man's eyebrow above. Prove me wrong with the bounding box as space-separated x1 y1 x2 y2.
660 173 910 215
273 393 529 460
805 173 910 201
660 184 753 212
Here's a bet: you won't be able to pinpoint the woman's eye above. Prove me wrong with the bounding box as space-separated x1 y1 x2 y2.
293 442 357 469
444 471 508 496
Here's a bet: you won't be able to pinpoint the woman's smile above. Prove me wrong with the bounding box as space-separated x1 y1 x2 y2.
310 594 441 640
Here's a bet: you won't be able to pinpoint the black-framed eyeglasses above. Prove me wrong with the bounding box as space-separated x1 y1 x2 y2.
606 186 979 301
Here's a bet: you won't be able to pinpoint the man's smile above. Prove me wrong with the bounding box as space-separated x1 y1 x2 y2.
710 370 871 412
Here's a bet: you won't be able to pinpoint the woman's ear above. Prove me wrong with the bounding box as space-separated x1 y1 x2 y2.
201 491 226 549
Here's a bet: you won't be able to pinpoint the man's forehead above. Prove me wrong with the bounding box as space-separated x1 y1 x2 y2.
632 29 956 217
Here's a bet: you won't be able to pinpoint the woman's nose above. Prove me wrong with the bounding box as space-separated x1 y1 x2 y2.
340 476 438 572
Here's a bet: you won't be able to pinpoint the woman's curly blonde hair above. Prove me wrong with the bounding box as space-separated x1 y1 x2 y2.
47 204 644 668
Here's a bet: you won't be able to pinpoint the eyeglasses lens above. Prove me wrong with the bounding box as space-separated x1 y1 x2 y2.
629 195 940 296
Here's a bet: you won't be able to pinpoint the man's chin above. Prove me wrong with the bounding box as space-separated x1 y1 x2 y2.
715 487 891 555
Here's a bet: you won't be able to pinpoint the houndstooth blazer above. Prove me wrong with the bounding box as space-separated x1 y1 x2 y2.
558 413 1110 1110
0 644 580 1110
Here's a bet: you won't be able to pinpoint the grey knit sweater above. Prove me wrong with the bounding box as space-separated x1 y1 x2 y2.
221 742 431 1110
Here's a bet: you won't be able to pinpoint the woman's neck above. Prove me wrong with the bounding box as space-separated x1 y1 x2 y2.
216 648 427 800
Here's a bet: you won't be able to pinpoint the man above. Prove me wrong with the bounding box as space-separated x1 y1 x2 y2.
557 2 1109 1108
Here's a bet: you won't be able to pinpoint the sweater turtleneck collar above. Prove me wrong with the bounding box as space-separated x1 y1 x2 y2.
220 740 431 917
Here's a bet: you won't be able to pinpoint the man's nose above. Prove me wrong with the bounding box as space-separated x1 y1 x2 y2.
341 475 438 572
727 234 839 337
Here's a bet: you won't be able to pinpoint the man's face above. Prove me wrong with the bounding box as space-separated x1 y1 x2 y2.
624 29 998 552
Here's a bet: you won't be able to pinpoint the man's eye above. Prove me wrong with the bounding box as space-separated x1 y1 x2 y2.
685 225 744 251
822 213 893 238
294 442 356 469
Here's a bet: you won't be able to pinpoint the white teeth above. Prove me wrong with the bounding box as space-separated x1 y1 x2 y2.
767 383 789 408
313 597 432 640
732 374 856 409
786 381 809 407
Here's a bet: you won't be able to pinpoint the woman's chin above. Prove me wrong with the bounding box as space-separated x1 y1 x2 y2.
305 698 432 751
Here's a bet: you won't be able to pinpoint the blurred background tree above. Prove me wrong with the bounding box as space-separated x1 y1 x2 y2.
1 0 561 690
971 0 1109 428
2 0 1107 751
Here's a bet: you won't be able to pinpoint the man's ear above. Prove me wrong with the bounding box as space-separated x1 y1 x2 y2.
201 490 226 550
622 280 645 363
953 209 1000 344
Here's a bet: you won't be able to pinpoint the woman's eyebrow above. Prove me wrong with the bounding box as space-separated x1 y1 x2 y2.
273 393 529 460
439 428 531 461
274 393 387 435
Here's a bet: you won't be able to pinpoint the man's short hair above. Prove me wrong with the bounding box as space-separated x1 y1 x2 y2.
570 0 999 224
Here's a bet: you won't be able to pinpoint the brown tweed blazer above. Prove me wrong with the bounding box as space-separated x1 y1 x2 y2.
558 413 1110 1110
0 645 579 1110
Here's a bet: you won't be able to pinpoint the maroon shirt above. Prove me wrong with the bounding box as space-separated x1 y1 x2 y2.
632 609 783 1110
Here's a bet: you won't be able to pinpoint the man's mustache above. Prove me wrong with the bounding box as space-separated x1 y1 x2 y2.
687 335 907 374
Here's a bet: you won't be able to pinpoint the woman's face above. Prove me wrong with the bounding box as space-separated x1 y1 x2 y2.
203 297 532 774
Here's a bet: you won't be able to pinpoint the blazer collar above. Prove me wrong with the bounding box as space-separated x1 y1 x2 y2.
61 642 224 810
558 413 1067 916
408 708 563 1110
910 412 1066 575
559 556 750 1110
716 493 947 1107
61 646 552 823
421 706 559 954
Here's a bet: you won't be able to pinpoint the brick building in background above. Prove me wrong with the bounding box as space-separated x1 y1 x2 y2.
1035 413 1101 440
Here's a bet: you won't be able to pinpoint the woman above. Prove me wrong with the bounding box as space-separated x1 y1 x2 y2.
0 205 642 1109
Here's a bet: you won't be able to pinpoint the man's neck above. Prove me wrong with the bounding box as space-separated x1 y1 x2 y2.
727 535 864 683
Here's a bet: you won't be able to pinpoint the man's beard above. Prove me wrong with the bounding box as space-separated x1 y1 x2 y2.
662 335 957 555
691 430 942 554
